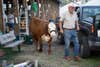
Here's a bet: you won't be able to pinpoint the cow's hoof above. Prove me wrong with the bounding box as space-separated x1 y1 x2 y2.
48 52 51 55
39 49 43 52
48 51 51 55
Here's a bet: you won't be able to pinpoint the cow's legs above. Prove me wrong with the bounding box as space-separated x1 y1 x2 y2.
32 37 38 51
48 40 52 55
39 44 43 52
34 39 40 52
39 39 43 52
36 38 43 52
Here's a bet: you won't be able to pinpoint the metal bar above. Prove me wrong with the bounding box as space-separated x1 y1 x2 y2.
17 45 21 52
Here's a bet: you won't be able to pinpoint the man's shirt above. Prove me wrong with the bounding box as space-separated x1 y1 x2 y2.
60 11 78 29
8 14 14 23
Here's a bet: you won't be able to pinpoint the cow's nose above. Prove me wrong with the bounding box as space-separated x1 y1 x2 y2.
50 32 56 37
51 32 58 41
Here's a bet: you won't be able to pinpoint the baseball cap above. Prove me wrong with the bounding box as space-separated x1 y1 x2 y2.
68 3 75 8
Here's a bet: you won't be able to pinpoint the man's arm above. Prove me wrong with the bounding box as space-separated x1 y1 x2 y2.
75 12 80 31
75 20 80 31
59 20 63 33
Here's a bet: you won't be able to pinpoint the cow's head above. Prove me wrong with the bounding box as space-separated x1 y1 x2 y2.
48 22 58 41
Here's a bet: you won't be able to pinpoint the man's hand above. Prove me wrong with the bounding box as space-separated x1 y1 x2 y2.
75 21 80 31
60 29 64 34
76 26 80 31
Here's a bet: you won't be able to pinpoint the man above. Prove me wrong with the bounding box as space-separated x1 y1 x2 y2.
7 11 15 31
59 4 80 61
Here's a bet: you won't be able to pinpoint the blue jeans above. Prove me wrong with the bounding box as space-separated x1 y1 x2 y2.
63 29 79 57
6 23 15 30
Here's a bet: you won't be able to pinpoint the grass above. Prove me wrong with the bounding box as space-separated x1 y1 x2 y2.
78 54 100 67
0 44 100 67
0 46 18 63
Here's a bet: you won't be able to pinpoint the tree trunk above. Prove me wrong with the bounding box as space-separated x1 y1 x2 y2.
13 0 19 35
36 0 40 17
0 0 3 32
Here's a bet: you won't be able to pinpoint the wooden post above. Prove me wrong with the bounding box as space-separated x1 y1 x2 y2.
48 0 51 20
13 0 19 17
23 0 27 8
13 0 19 35
44 0 49 20
45 0 49 20
36 0 40 17
40 0 45 19
39 0 42 19
0 0 3 32
43 0 46 20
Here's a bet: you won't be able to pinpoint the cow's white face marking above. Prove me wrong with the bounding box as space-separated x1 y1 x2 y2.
41 34 50 42
48 22 58 41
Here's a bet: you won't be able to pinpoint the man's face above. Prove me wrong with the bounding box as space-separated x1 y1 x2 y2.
68 6 75 14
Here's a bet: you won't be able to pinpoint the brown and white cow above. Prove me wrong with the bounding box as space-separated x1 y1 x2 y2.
29 17 57 54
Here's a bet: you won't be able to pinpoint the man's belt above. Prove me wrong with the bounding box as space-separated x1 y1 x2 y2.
63 28 75 30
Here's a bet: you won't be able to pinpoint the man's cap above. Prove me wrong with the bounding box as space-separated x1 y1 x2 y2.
68 3 75 8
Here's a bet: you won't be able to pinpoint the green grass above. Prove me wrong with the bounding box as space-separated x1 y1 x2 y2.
0 46 18 62
79 56 100 67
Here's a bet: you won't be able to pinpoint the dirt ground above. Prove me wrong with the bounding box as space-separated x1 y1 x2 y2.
4 42 100 67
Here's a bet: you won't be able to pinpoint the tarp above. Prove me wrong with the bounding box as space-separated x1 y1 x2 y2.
59 2 81 17
81 0 100 6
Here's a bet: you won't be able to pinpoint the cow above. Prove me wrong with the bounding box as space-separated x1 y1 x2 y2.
29 17 58 54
